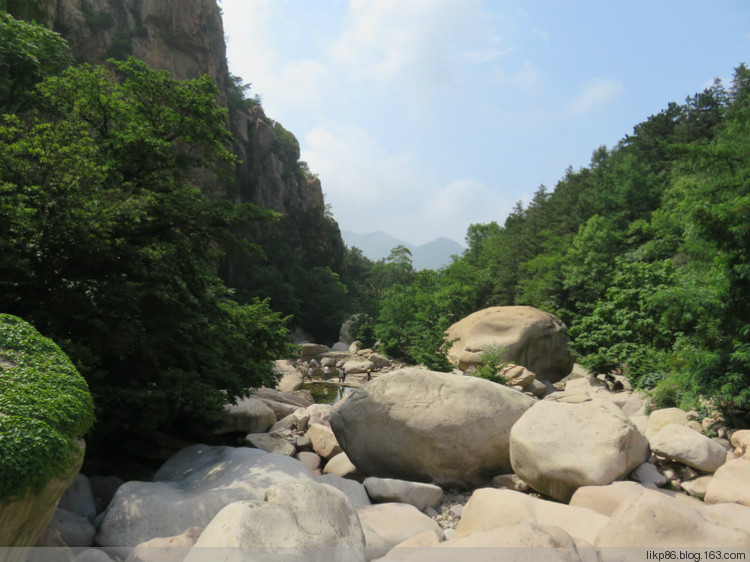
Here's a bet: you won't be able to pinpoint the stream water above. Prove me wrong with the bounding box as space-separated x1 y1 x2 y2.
301 382 354 405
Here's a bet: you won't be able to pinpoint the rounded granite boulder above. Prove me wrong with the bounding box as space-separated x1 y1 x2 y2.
0 314 95 547
330 367 536 487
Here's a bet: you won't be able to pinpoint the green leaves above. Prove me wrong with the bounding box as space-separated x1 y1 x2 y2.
0 13 73 113
0 42 288 442
0 315 94 501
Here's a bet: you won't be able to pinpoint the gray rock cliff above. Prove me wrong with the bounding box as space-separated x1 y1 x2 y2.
19 0 339 254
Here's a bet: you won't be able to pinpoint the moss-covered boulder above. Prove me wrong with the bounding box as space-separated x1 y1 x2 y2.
0 314 95 548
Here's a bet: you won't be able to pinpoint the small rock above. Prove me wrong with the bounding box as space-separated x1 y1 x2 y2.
681 476 713 499
363 477 443 511
295 451 321 472
491 473 529 492
630 462 667 487
295 435 312 450
243 431 296 456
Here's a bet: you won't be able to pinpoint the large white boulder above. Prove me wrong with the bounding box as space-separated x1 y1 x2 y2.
650 424 727 473
357 503 444 560
509 399 650 502
445 306 573 382
184 481 365 561
300 343 330 362
569 481 651 517
342 360 375 374
643 407 690 440
330 368 536 487
95 445 313 549
214 396 277 435
594 489 750 547
377 523 585 561
704 459 750 507
453 488 609 545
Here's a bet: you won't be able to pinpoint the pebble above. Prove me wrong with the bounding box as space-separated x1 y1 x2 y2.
430 490 471 531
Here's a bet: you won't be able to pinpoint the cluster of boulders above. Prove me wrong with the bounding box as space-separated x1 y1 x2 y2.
26 306 750 559
36 364 750 560
294 342 398 381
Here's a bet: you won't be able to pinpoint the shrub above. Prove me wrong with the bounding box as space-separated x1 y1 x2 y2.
0 314 95 502
473 344 510 385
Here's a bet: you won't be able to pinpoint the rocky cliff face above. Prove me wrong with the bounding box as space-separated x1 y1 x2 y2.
23 0 337 247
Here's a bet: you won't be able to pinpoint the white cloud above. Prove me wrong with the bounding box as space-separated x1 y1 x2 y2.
221 0 538 245
568 78 624 114
462 46 516 64
221 0 328 117
301 121 514 245
330 0 486 90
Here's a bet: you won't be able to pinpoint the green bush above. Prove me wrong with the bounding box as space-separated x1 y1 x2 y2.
473 344 509 385
0 314 94 502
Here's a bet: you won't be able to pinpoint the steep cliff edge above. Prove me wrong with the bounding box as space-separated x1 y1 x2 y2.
8 0 345 337
30 0 331 218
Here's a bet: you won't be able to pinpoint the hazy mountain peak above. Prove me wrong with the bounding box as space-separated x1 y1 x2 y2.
342 231 464 270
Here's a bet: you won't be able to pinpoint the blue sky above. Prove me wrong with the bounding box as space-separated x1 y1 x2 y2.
221 0 750 246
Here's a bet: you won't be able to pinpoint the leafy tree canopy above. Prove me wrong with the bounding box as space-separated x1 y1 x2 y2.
0 48 290 445
0 11 73 113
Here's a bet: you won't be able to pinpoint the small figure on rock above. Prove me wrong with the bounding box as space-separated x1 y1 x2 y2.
307 366 313 380
366 368 372 381
324 366 330 380
339 368 346 383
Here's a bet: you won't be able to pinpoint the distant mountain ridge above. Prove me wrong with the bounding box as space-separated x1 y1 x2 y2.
342 231 464 270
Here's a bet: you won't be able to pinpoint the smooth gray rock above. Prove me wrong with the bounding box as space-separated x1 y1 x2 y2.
363 477 443 511
331 368 536 487
95 445 313 550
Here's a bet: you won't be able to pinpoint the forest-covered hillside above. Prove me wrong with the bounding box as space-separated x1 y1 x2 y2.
341 65 750 426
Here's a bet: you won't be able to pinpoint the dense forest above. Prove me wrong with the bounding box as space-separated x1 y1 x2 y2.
0 13 295 448
342 64 750 426
1 9 749 459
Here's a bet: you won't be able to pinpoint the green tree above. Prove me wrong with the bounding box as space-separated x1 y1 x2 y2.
0 12 73 113
0 57 289 444
372 245 416 289
661 64 750 418
561 214 623 320
570 259 676 385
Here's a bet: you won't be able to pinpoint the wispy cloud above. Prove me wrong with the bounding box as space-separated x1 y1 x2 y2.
462 46 516 64
330 0 488 89
301 121 515 245
568 78 624 114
